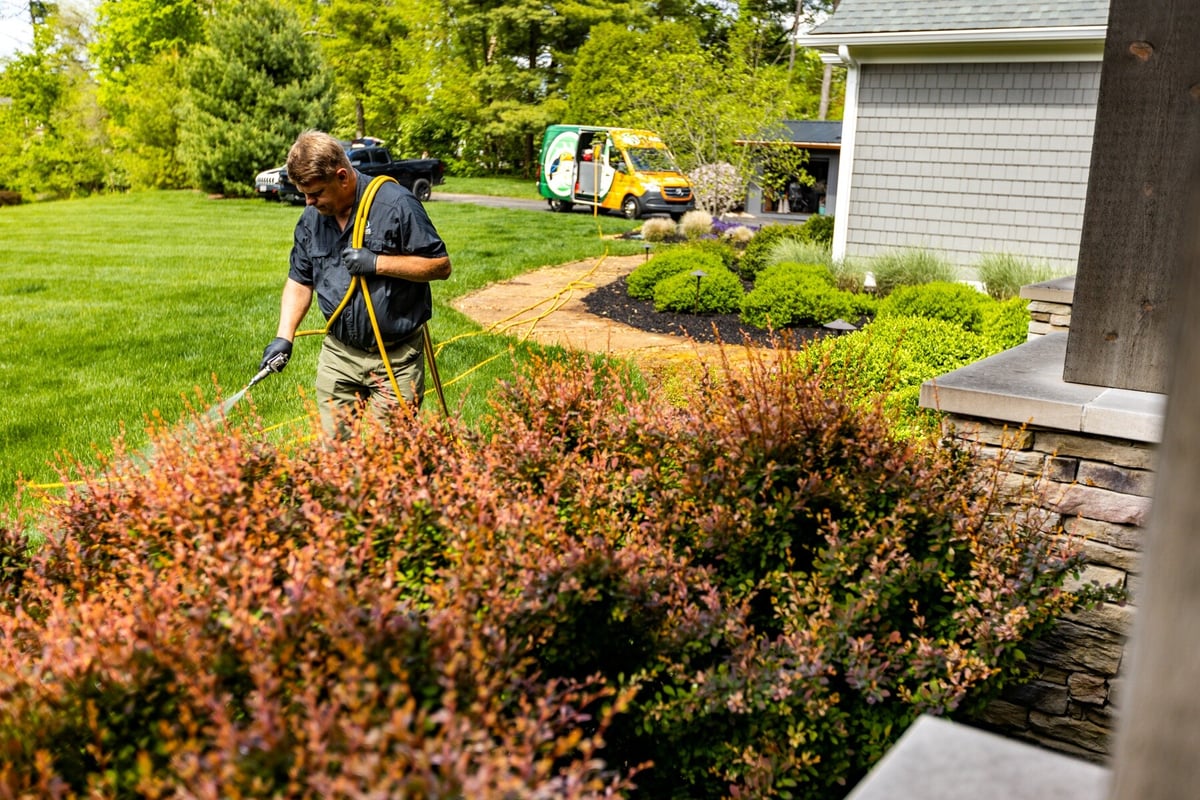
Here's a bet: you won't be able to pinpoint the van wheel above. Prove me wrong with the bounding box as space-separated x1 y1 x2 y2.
412 178 432 202
548 198 574 213
621 196 641 220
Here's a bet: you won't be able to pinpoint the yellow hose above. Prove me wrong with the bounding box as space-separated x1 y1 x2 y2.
296 174 444 412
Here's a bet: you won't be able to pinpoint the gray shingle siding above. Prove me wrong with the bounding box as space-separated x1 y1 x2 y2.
812 1 1109 35
845 61 1099 270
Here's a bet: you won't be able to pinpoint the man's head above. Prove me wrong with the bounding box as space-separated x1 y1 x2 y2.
286 131 356 217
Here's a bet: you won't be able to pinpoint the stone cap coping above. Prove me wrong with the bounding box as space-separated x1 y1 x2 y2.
846 715 1109 800
920 332 1165 443
1020 274 1076 303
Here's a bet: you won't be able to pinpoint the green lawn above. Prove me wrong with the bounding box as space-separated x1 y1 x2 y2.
0 190 641 512
439 174 538 198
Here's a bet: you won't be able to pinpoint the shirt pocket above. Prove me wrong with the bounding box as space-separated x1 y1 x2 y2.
364 232 397 256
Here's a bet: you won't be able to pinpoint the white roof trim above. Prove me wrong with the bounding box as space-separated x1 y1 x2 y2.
797 24 1105 49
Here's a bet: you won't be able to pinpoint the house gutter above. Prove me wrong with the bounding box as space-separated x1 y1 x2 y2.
798 25 1105 64
795 25 1106 49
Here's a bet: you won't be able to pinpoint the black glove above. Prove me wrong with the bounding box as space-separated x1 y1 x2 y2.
342 246 378 276
260 337 293 373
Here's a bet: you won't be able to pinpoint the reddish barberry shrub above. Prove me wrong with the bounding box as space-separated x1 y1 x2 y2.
0 347 1104 799
0 412 638 798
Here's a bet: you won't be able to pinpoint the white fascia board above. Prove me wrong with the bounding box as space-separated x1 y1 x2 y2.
797 25 1105 49
799 25 1105 63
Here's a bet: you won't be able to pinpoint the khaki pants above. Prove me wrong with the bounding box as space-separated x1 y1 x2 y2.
316 328 425 436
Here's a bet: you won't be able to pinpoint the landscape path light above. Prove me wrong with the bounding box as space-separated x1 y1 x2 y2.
690 269 707 314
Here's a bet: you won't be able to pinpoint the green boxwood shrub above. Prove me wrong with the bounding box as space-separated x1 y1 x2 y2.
684 236 739 270
877 281 990 332
627 247 725 300
798 212 835 246
738 223 807 278
804 314 993 438
740 261 871 329
653 263 744 314
982 295 1032 351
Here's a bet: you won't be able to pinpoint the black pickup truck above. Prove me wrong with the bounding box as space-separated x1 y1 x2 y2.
254 138 446 203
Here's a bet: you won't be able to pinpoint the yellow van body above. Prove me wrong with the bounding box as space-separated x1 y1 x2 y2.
538 125 696 220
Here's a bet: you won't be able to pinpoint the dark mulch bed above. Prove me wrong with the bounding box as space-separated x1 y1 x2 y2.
582 276 838 348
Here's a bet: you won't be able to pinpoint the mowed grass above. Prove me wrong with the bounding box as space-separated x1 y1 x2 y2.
0 190 642 511
439 174 537 198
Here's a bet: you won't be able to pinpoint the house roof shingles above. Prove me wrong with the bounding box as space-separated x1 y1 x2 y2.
811 1 1110 36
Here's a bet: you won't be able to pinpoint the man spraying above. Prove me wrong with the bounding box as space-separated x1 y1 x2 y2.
259 130 451 434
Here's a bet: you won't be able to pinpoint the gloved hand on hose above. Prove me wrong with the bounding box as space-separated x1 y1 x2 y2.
260 337 293 373
341 246 378 276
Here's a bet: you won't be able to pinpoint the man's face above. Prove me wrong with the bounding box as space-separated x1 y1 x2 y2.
296 168 354 217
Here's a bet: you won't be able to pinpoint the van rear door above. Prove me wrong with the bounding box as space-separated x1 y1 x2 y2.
572 129 616 204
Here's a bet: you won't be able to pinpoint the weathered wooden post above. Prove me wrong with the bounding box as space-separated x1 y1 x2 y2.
1094 1 1200 797
1062 0 1200 393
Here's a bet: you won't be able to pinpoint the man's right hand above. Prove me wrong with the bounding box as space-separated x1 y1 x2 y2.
260 337 293 373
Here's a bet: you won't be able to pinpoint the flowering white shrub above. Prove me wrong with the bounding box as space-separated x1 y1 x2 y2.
687 162 743 216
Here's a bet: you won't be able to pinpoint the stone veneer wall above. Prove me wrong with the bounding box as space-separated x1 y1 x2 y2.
924 278 1163 762
941 415 1151 761
1024 275 1076 339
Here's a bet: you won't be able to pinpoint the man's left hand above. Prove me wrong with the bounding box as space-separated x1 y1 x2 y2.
342 247 378 276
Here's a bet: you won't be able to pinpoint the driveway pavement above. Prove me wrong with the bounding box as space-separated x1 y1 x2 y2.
432 191 804 227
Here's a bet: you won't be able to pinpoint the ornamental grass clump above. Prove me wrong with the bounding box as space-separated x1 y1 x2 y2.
870 248 958 296
0 348 1107 798
640 216 678 242
976 252 1061 300
679 210 716 240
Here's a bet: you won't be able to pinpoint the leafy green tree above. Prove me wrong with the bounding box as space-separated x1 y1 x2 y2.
440 0 652 175
0 4 111 197
176 0 333 196
567 18 800 210
107 53 189 189
91 0 209 189
91 0 207 87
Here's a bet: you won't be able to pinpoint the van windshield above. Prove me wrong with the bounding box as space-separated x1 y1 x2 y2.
626 147 681 174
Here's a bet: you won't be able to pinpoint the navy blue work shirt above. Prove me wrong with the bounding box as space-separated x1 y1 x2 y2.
287 171 448 350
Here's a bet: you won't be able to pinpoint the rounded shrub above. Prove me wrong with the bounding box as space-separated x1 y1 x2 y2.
682 236 738 269
877 281 990 332
738 223 807 278
798 213 835 246
740 261 858 329
805 314 992 437
0 352 1108 799
653 263 744 314
627 247 725 300
982 295 1032 351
